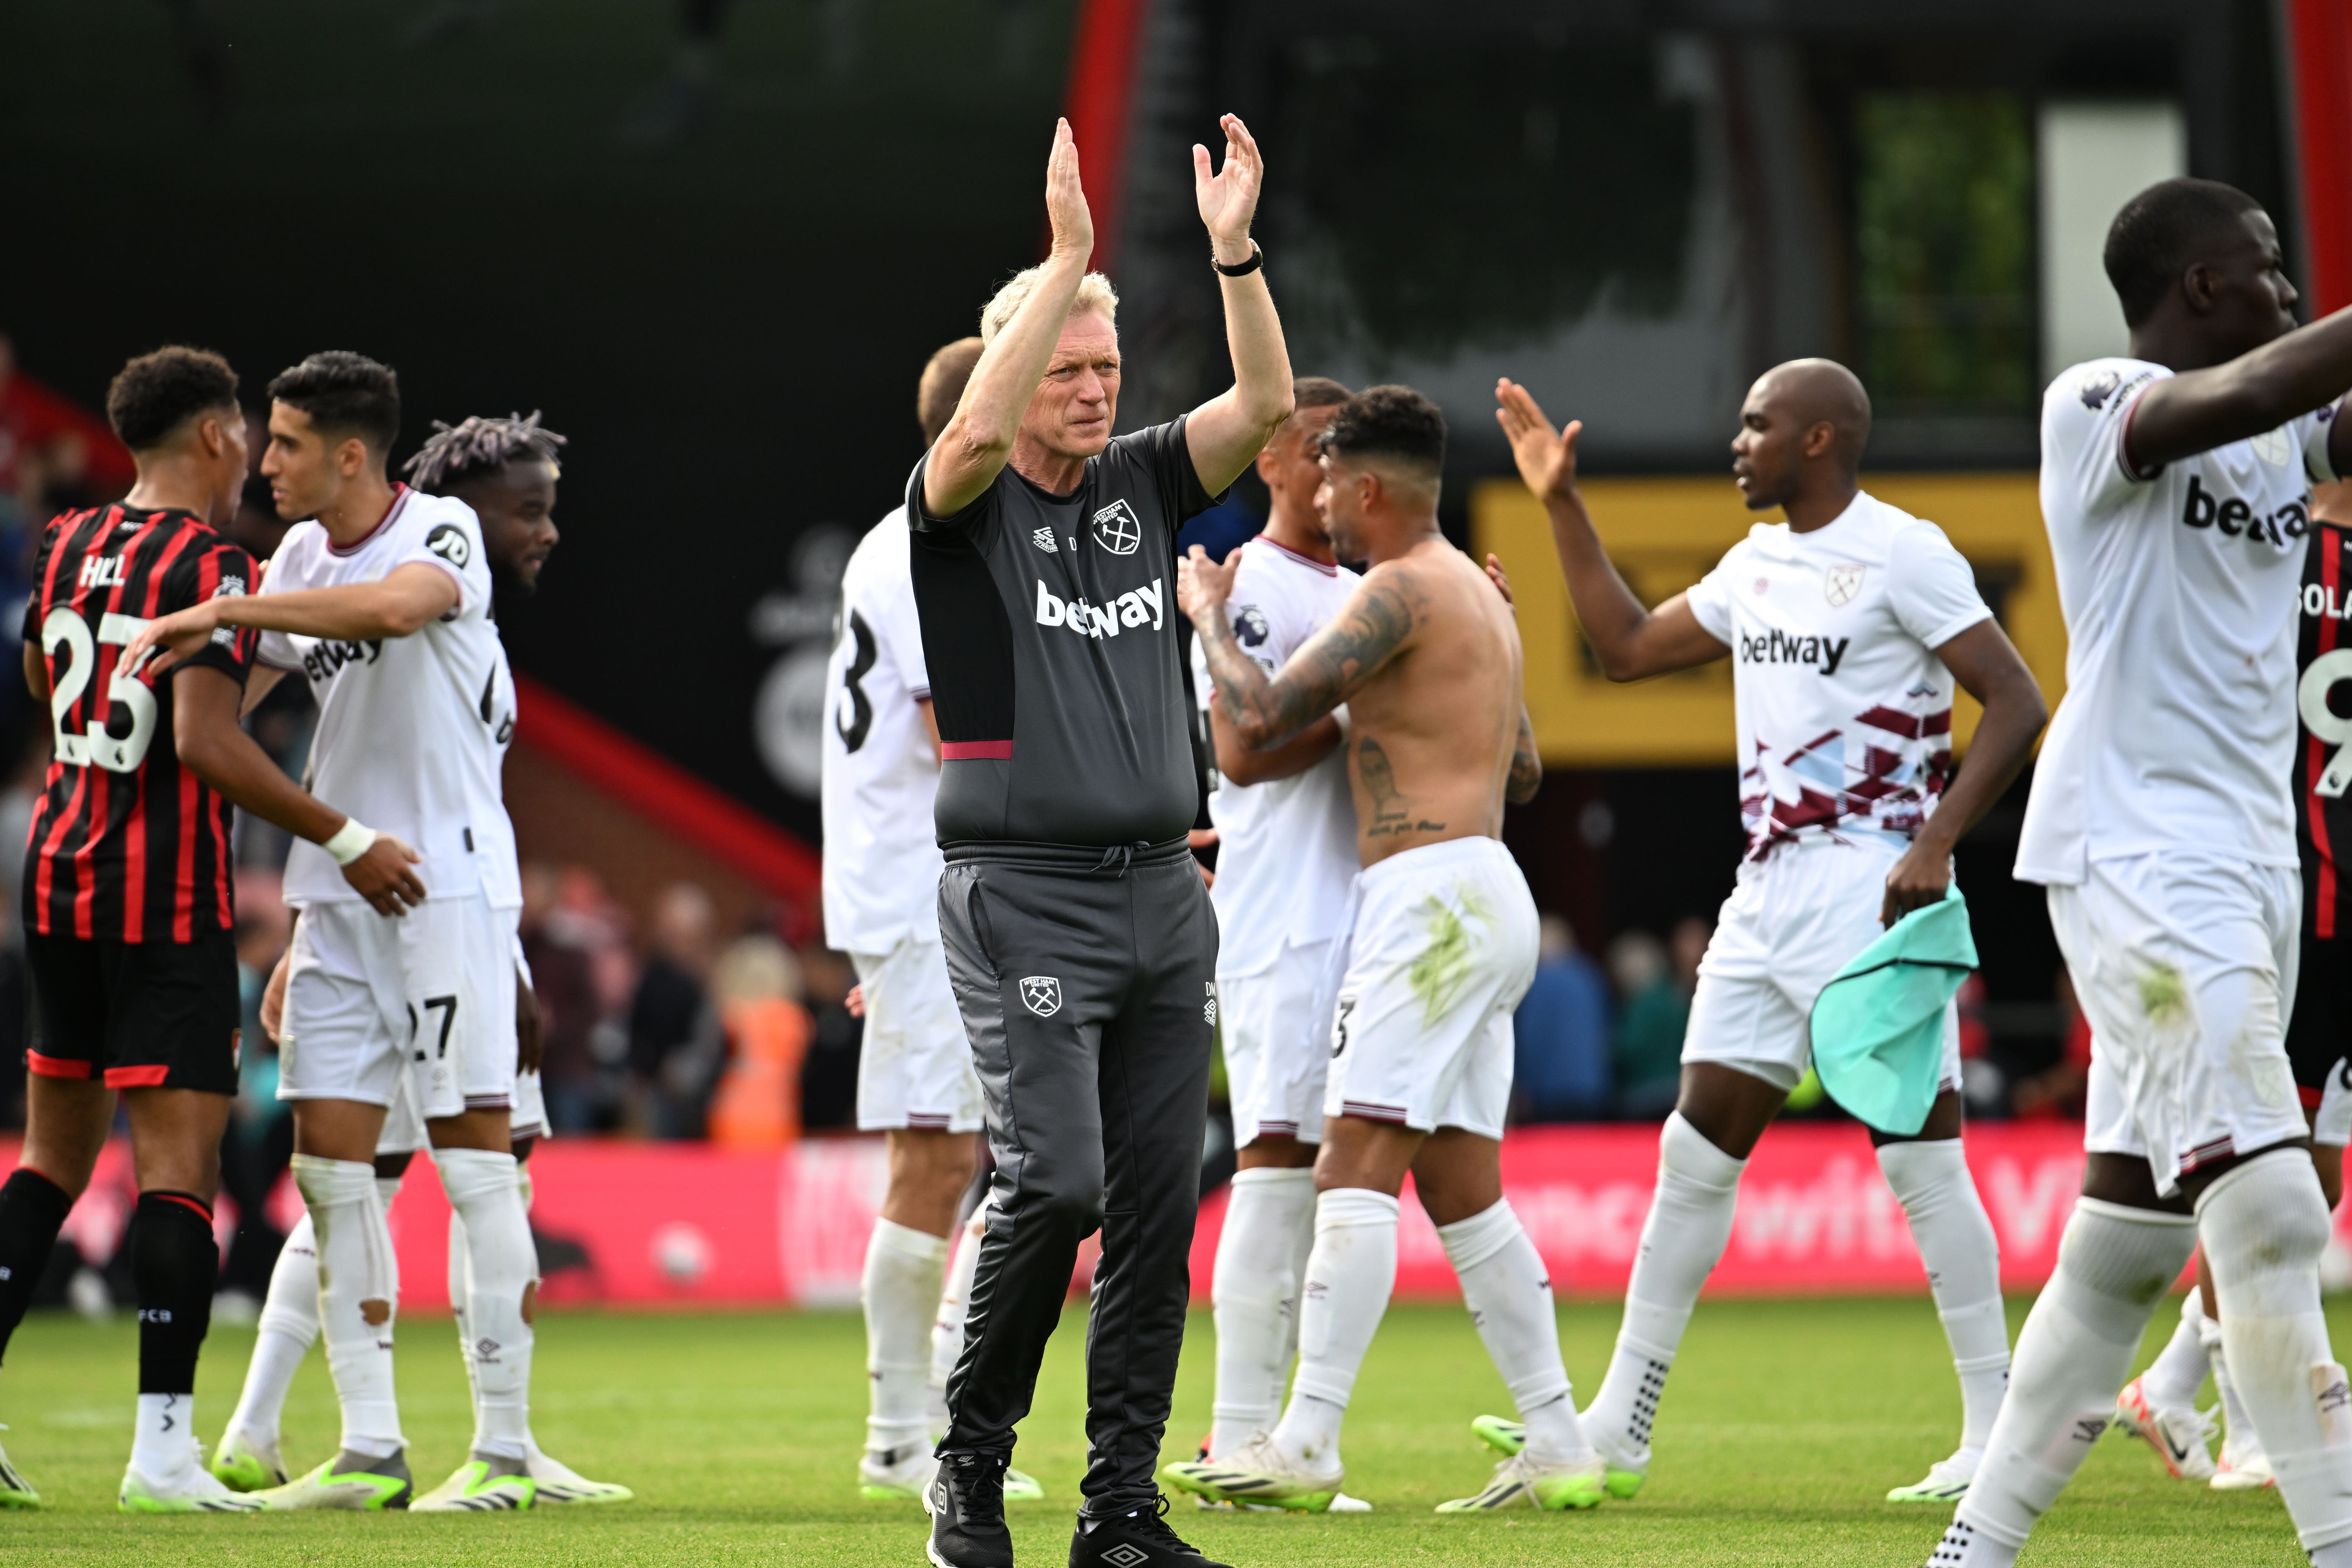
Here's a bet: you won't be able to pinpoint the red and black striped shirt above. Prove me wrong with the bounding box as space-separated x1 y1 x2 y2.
20 505 259 943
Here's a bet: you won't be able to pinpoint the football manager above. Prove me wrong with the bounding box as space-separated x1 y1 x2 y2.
908 115 1293 1568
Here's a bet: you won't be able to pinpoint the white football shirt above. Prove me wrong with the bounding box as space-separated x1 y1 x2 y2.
260 484 520 910
821 509 942 954
1685 490 1992 859
1191 534 1362 975
2017 357 2338 884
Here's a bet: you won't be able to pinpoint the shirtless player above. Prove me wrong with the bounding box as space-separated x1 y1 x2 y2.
1163 385 1603 1514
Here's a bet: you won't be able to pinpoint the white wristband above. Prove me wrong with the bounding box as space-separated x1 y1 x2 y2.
321 818 378 866
1333 703 1352 743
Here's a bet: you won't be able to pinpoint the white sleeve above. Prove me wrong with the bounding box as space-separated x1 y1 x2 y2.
2303 403 2342 486
392 505 487 618
1190 624 1213 712
1683 554 1736 645
1887 522 1993 649
2044 361 2170 520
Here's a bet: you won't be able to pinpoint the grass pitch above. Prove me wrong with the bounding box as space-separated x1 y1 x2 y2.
0 1294 2327 1566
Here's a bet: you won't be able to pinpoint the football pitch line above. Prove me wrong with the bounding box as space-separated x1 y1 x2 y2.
0 1297 2325 1566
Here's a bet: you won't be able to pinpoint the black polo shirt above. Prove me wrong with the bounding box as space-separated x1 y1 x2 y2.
906 418 1220 848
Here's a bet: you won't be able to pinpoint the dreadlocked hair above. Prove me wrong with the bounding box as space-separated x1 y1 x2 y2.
402 411 567 493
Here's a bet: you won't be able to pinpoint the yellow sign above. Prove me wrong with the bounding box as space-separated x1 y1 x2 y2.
1470 473 2066 767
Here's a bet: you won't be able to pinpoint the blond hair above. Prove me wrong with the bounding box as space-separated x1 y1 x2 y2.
979 267 1120 347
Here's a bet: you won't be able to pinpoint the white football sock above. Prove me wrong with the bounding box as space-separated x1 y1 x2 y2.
1586 1113 1743 1463
1271 1187 1400 1471
437 1149 536 1462
2141 1286 2212 1409
1437 1198 1596 1467
2198 1149 2352 1555
1954 1198 2196 1555
930 1208 985 1430
130 1392 199 1478
228 1174 403 1449
2200 1305 2262 1455
1877 1138 2010 1450
862 1217 949 1458
1210 1167 1317 1457
291 1154 404 1459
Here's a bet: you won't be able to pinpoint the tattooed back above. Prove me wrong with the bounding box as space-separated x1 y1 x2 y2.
1337 535 1526 868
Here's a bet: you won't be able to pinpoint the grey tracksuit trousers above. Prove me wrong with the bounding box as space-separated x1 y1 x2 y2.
934 835 1219 1515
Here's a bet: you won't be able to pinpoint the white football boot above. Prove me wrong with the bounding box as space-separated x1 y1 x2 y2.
2112 1375 2217 1481
1886 1449 1981 1503
523 1438 635 1504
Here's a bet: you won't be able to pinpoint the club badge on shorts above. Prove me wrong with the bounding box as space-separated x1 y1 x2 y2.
1019 975 1063 1017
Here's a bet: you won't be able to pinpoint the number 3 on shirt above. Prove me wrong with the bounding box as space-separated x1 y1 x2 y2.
42 605 158 772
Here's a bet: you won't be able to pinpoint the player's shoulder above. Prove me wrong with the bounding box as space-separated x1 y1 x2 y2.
2043 357 2168 428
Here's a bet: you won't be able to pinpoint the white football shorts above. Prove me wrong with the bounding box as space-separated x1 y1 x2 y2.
1220 940 1336 1146
1683 836 1962 1094
2056 852 2304 1196
377 1069 546 1156
280 894 520 1125
852 934 982 1134
1322 836 1538 1141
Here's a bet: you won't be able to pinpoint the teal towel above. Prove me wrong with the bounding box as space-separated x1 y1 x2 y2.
1808 887 1978 1136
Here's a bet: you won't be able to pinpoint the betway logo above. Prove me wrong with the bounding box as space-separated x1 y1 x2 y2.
2183 473 2307 548
1738 628 1850 676
1035 578 1164 639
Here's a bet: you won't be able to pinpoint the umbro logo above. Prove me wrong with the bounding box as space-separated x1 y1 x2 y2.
1032 528 1057 553
1204 980 1218 1026
1101 1545 1149 1568
1020 975 1062 1016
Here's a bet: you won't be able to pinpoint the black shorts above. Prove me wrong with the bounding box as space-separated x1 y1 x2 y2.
2289 933 2352 1143
25 927 240 1094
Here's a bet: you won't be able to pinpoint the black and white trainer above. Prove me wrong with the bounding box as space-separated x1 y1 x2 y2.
1069 1495 1233 1568
926 1451 1015 1568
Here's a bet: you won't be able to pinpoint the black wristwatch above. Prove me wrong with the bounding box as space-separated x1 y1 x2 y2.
1212 240 1263 278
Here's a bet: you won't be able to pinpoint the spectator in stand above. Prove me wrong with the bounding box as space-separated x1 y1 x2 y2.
1610 919 1709 1120
627 883 724 1139
2011 966 2093 1120
522 863 607 1134
705 936 812 1149
1512 913 1613 1121
796 946 862 1131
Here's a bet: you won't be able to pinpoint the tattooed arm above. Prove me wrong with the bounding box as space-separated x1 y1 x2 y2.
1179 545 1416 750
1506 709 1541 804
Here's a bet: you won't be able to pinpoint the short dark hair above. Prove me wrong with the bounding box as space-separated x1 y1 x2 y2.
1320 384 1445 479
2104 178 2267 328
403 412 568 493
1293 375 1353 412
106 346 239 452
268 350 401 455
918 338 985 447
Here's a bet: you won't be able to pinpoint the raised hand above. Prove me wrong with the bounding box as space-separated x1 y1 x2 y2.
1177 543 1244 627
1045 116 1093 263
1494 378 1582 507
1194 113 1263 260
1484 553 1515 608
